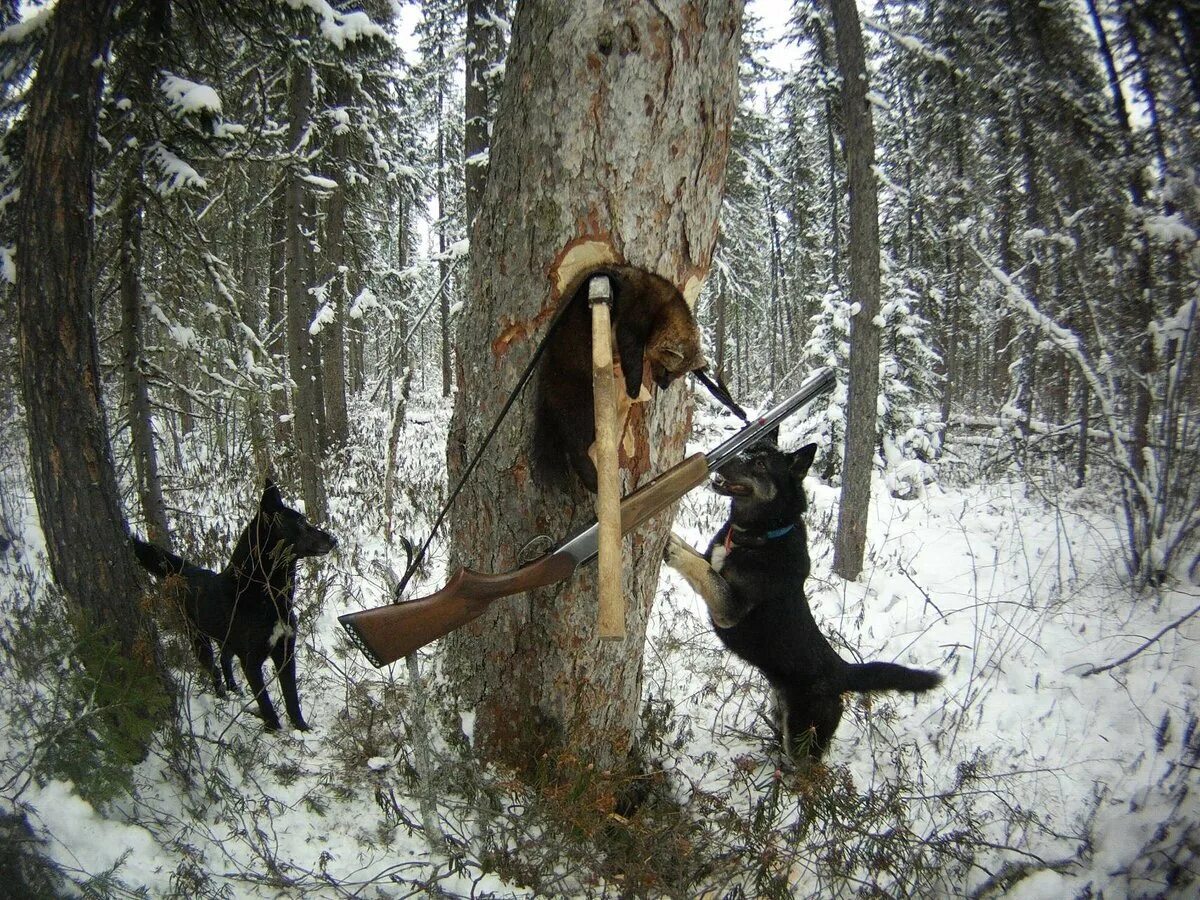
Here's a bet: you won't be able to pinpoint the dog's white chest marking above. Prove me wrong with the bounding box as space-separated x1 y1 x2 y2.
710 543 728 574
269 620 295 647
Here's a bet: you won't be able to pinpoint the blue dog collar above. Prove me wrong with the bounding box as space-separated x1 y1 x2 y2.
765 524 795 539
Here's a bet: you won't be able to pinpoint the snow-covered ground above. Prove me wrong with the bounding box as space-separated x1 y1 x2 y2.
1 392 1195 897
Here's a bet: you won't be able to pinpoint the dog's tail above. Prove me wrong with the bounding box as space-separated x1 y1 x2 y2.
131 537 197 579
844 661 942 695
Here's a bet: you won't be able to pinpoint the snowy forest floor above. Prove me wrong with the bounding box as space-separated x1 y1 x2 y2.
1 389 1197 898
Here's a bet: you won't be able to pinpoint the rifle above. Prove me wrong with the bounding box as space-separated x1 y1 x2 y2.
339 366 836 667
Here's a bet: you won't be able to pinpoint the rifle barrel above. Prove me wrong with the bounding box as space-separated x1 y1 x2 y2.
339 366 836 666
704 366 835 470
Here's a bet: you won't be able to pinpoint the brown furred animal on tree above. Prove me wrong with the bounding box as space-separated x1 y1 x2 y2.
533 265 705 492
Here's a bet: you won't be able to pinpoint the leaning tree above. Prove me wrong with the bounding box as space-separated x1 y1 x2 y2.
442 0 744 777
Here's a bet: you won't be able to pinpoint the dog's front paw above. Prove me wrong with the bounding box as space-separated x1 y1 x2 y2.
663 533 692 568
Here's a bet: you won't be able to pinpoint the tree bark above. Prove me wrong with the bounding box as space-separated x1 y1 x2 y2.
812 20 842 288
443 0 743 775
436 32 453 399
464 0 505 226
119 176 171 549
267 183 292 450
1088 0 1155 493
320 105 351 449
15 0 170 715
284 58 329 521
829 0 881 582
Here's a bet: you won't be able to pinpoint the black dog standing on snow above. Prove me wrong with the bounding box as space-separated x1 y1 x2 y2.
665 443 941 759
132 480 336 731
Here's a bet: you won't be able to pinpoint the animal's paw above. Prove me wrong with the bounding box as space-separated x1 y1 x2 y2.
663 533 692 568
252 709 282 731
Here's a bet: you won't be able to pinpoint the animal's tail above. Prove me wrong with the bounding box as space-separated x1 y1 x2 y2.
844 661 942 694
131 537 198 579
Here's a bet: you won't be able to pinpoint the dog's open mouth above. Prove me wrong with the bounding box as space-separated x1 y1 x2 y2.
711 474 751 496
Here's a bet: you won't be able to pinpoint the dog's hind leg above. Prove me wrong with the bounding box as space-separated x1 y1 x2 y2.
241 651 282 730
663 533 743 627
193 635 224 696
271 632 309 731
778 683 844 760
220 649 240 695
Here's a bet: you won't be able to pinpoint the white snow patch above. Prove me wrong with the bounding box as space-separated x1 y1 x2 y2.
302 174 340 191
159 74 222 118
148 143 207 195
0 7 52 45
26 781 173 895
309 302 336 335
866 90 891 112
348 288 378 319
1145 213 1197 244
281 0 387 48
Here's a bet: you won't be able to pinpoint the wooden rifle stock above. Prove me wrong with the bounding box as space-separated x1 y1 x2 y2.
339 366 835 667
339 454 710 667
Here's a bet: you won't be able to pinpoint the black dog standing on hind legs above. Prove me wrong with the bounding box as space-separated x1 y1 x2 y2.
132 480 337 732
664 442 942 760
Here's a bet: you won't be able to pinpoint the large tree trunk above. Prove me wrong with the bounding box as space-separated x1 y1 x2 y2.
284 58 329 521
15 0 170 722
830 0 882 582
444 0 743 776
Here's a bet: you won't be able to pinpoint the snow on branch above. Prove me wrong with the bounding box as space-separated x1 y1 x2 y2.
862 16 953 68
0 7 51 45
279 0 388 49
159 74 222 119
309 302 335 336
147 143 207 195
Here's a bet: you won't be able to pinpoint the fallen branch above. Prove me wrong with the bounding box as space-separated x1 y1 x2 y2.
1079 598 1200 677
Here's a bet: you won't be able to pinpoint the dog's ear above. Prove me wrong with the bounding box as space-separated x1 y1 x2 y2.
261 479 284 511
790 443 818 477
755 427 780 450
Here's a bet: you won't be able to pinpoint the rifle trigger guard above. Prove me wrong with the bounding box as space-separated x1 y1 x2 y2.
518 534 554 564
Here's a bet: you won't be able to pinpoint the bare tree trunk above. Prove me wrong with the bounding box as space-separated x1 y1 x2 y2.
1089 0 1155 494
464 0 505 227
436 35 454 399
715 283 728 381
320 114 351 449
16 0 171 725
267 184 292 451
1013 108 1039 436
444 0 743 776
120 175 171 548
284 58 328 520
766 178 783 391
993 122 1016 404
813 21 842 288
830 0 881 582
